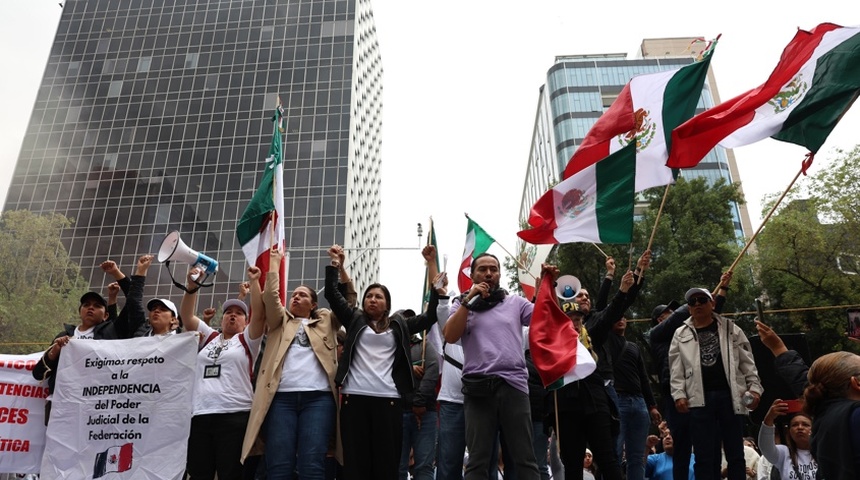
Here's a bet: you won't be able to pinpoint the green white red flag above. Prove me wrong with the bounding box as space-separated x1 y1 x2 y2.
518 143 637 244
458 216 496 293
516 243 553 300
529 270 596 388
668 23 860 168
563 37 717 191
236 107 287 302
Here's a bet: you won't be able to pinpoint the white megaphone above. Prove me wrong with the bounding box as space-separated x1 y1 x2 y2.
556 275 581 301
158 231 219 290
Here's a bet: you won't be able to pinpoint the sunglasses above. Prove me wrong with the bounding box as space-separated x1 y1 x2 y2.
687 296 710 306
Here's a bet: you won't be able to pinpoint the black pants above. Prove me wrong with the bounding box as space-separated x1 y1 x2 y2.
556 409 622 480
340 394 402 480
187 411 250 480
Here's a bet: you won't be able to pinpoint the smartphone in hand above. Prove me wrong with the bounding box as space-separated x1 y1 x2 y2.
784 399 803 414
848 308 860 340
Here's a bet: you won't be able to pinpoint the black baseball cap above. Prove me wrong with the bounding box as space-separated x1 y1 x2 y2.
80 291 108 309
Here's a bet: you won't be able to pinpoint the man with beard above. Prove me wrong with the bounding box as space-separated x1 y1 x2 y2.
443 253 543 480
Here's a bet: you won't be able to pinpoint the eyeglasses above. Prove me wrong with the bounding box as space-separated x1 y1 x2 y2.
687 296 710 306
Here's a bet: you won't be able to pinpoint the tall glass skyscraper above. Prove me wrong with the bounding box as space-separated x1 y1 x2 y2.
3 0 383 307
520 38 753 242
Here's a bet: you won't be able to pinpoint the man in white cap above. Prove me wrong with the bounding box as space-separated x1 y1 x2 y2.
668 287 762 480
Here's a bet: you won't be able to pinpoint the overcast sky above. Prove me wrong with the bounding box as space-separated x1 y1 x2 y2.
1 1 858 311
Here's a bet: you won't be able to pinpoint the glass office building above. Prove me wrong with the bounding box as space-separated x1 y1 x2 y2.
3 0 383 308
520 38 753 242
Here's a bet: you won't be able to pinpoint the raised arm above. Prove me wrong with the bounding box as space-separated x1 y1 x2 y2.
325 245 357 330
179 267 203 333
246 266 265 340
595 256 616 311
586 270 634 346
262 246 288 331
758 399 790 466
335 247 358 309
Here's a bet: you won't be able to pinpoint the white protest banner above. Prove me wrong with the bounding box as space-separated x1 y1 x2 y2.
0 352 48 474
40 333 197 480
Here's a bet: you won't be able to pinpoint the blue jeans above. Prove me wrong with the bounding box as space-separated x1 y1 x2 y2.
264 391 336 480
615 394 650 480
689 390 745 480
399 409 438 480
437 401 466 480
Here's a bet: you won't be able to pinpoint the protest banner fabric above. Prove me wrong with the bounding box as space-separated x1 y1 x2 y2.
0 352 48 474
40 333 198 480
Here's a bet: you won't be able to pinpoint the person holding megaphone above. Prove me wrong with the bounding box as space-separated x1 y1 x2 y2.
179 265 265 480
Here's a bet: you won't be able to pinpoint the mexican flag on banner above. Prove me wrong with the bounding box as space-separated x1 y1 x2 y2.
236 106 287 302
564 37 717 192
518 143 636 244
668 23 860 169
458 216 496 293
529 270 596 389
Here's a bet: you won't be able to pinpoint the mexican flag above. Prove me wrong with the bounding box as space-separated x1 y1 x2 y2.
236 107 287 302
458 216 496 293
93 443 133 478
564 37 717 192
516 243 553 300
668 23 860 168
529 270 596 388
518 143 636 244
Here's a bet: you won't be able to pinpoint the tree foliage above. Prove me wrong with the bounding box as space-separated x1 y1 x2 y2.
0 210 89 354
755 145 860 357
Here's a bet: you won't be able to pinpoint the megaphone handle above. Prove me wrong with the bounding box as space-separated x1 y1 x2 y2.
164 261 201 294
192 272 216 289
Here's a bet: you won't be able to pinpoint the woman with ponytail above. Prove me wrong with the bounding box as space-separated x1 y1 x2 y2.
802 351 860 480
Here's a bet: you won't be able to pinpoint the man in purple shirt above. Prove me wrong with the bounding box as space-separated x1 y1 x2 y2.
443 253 541 480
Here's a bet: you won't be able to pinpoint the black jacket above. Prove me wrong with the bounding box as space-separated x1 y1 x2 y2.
324 266 438 404
32 275 147 395
811 398 860 480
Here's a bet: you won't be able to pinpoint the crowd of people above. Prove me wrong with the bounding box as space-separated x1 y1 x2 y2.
31 247 860 480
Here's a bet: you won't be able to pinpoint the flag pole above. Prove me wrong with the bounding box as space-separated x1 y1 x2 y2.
727 154 813 273
591 243 609 258
270 96 283 249
554 391 561 452
638 183 671 284
421 216 433 365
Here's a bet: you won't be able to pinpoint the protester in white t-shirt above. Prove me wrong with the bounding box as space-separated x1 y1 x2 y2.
241 246 353 479
179 266 265 480
758 400 818 480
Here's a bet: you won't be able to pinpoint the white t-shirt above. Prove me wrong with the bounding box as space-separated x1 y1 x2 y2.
192 322 262 416
430 298 465 404
278 319 330 392
74 326 95 339
758 424 818 480
341 326 399 398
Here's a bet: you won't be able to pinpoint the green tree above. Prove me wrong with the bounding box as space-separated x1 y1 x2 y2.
755 145 860 357
0 210 89 354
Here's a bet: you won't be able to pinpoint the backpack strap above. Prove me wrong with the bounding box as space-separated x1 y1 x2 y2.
202 331 220 348
236 333 255 385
